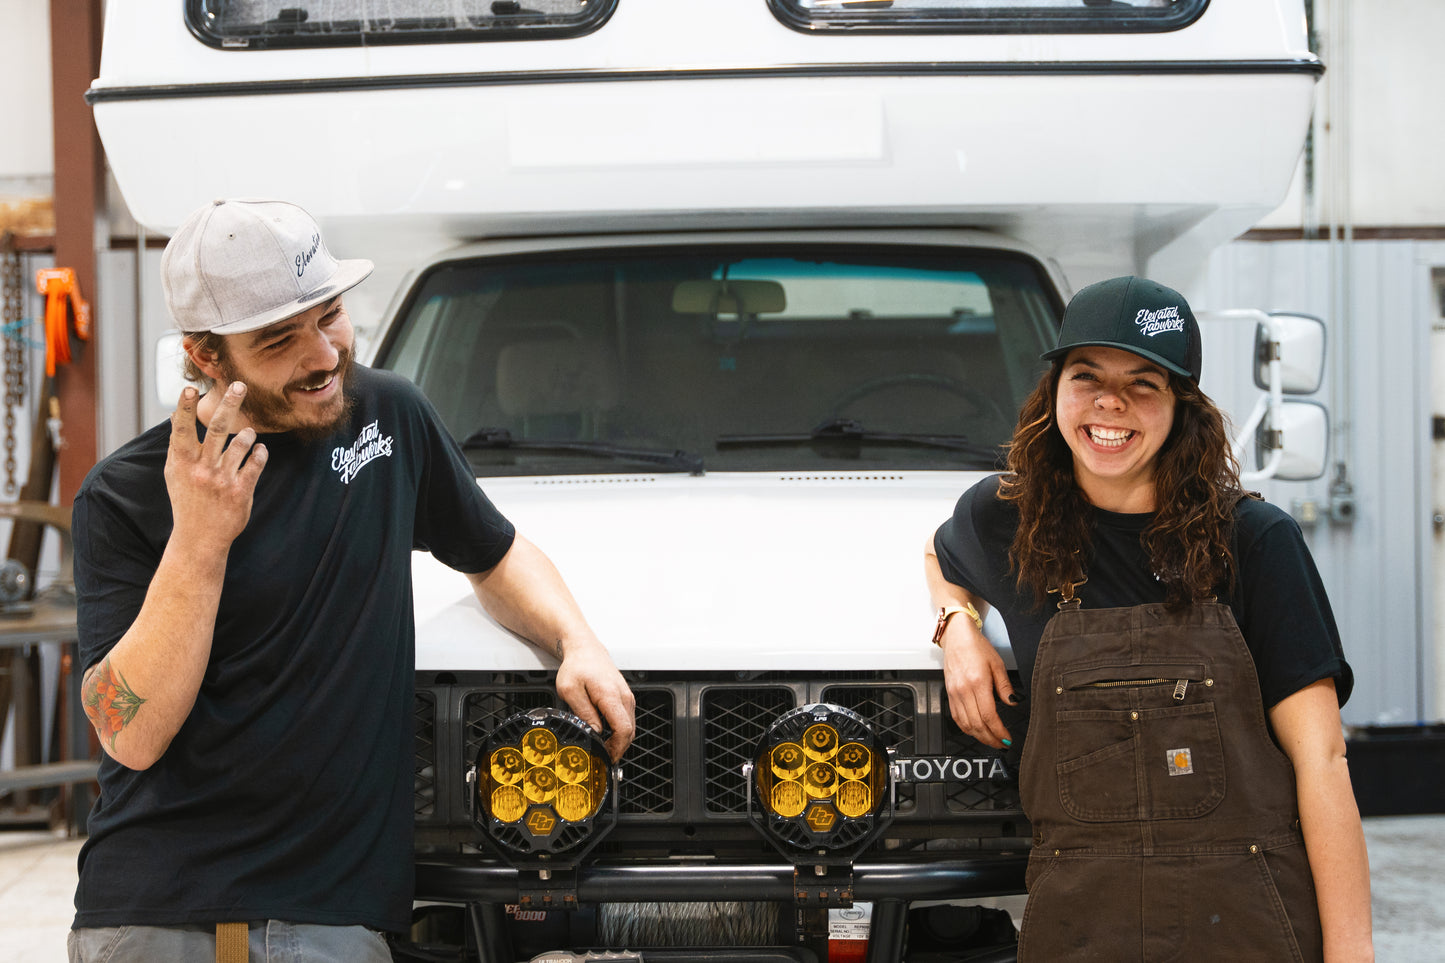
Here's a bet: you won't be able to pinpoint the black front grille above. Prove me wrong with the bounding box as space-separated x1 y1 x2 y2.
823 684 918 809
702 686 795 815
941 702 1023 814
414 691 437 819
415 671 1027 851
620 688 676 815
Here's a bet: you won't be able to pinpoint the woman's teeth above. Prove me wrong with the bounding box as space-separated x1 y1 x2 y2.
1088 426 1133 448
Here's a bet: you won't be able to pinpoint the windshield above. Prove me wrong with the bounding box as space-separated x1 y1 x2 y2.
375 243 1060 475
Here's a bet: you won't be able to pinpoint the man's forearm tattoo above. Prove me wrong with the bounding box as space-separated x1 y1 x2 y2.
555 638 564 659
83 658 146 749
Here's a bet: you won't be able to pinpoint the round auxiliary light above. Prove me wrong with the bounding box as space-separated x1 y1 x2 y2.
751 703 892 854
473 708 613 856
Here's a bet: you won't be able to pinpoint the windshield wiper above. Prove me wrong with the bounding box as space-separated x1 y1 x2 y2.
716 418 1005 467
462 428 705 475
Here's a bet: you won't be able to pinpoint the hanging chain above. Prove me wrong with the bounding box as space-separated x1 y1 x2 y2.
1 237 26 496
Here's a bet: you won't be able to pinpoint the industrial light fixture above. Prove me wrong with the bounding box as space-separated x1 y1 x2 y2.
745 703 896 862
469 707 618 862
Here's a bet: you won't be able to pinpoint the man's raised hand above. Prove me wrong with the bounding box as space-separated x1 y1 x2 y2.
165 383 267 547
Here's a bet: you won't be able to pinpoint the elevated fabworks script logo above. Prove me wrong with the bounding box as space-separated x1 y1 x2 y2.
1135 305 1186 338
332 419 394 484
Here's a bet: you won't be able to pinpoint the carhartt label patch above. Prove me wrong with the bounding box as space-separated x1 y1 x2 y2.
1167 748 1194 776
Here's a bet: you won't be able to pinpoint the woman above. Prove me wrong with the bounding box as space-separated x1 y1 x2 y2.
925 276 1373 962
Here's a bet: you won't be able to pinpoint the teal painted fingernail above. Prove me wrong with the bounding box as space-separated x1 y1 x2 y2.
1002 738 1013 747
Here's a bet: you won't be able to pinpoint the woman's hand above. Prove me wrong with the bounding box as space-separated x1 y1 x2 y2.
925 534 1016 749
940 615 1016 749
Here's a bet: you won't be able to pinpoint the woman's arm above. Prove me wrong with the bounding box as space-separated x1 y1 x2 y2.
925 533 1015 748
1268 678 1374 962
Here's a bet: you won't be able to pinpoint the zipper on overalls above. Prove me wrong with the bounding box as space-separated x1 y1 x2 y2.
1080 678 1194 701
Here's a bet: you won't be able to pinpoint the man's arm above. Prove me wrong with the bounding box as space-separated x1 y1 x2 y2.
1269 678 1374 963
467 534 636 761
81 383 265 770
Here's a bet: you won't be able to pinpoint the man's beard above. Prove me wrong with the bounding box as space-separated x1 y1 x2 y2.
216 347 356 444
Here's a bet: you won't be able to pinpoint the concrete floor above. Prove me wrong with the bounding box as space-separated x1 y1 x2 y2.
1 817 1441 961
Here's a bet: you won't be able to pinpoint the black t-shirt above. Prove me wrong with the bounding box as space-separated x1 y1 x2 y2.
933 474 1352 710
72 365 515 933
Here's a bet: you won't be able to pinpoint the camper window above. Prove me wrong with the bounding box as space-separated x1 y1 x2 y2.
769 0 1208 34
186 0 614 49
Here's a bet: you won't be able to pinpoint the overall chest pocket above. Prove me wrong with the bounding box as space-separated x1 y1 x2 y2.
1053 663 1225 822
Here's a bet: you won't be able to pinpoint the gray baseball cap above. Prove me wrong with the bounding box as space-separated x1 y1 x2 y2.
161 199 373 335
1042 276 1202 381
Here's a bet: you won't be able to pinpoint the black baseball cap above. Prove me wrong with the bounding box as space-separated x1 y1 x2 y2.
1042 276 1202 381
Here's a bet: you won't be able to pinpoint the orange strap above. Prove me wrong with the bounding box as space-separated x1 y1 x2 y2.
34 267 91 378
215 921 249 963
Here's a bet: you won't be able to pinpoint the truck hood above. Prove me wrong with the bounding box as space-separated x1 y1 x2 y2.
414 471 1009 673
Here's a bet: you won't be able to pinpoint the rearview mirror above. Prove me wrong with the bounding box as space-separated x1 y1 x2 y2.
1254 313 1326 394
672 279 786 316
1255 400 1329 481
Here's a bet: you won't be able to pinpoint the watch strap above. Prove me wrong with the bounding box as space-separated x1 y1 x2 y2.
932 602 983 646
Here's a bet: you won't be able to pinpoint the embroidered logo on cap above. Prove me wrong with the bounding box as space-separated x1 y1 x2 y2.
1167 748 1194 776
1135 305 1186 338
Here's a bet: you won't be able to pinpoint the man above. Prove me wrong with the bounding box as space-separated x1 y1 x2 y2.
68 198 636 961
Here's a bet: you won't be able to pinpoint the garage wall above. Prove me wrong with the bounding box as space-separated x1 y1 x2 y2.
1198 239 1444 727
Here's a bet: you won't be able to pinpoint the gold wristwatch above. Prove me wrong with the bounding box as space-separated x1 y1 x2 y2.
931 602 983 646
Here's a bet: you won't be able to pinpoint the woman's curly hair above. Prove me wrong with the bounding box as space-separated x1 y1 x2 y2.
999 360 1243 609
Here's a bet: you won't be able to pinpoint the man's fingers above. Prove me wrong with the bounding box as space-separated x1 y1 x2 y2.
169 387 199 452
201 382 247 460
597 691 636 761
239 442 269 489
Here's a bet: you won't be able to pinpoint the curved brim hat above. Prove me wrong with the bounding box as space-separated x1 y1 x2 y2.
1041 275 1202 381
161 199 374 335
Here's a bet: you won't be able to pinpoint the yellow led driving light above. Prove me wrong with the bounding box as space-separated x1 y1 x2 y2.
522 765 559 803
747 702 895 859
803 762 838 799
770 742 806 779
835 779 872 818
771 780 807 818
835 742 871 781
490 747 525 785
491 785 527 823
521 727 559 766
555 783 594 822
471 707 618 859
803 723 839 761
556 745 591 783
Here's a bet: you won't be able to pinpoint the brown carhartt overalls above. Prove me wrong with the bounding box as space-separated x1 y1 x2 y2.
1015 589 1323 962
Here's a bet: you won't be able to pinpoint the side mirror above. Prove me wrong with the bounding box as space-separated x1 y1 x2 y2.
1254 313 1326 394
1255 400 1329 481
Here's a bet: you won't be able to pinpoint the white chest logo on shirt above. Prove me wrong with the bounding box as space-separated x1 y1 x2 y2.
331 419 394 484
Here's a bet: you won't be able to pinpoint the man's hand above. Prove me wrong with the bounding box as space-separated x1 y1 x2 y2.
555 636 636 762
466 536 637 761
165 383 267 547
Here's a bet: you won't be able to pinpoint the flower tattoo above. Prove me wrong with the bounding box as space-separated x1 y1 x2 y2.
83 658 146 750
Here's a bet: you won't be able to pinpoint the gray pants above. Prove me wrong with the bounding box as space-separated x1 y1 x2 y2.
68 920 393 962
